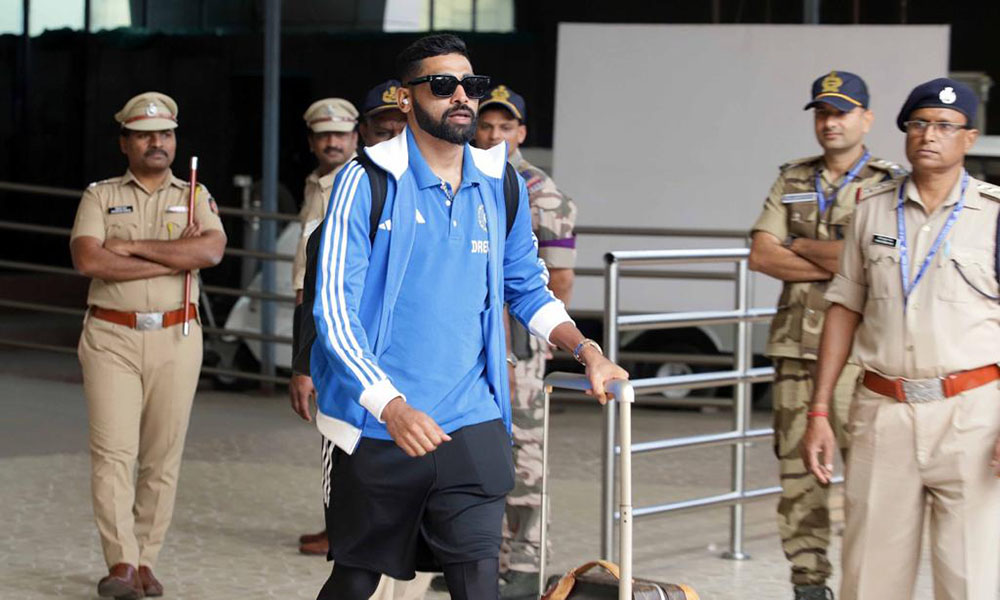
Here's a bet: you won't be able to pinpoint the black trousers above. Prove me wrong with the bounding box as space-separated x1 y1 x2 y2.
317 559 500 600
324 419 515 578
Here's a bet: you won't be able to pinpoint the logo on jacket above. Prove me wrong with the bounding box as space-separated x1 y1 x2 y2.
477 204 488 232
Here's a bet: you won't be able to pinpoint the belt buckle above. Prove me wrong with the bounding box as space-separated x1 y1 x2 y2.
135 312 164 331
901 378 945 403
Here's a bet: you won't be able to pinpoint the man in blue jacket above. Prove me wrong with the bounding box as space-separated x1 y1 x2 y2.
311 34 627 600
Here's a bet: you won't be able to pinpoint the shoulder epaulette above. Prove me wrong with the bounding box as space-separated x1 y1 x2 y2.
87 177 120 188
857 179 899 202
869 158 909 179
779 155 822 171
976 182 1000 202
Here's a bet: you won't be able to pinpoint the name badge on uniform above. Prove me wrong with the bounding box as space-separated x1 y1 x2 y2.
107 205 133 214
781 192 818 204
871 234 897 248
165 205 189 213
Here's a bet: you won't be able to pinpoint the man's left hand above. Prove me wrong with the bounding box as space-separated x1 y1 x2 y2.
582 351 629 405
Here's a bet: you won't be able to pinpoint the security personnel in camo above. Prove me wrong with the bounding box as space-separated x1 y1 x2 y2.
748 71 905 600
69 91 226 599
474 84 577 599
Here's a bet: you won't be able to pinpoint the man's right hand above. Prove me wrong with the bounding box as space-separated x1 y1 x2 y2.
382 398 451 457
289 374 316 422
801 415 837 484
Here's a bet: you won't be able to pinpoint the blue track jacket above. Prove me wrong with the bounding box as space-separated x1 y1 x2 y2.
311 128 573 453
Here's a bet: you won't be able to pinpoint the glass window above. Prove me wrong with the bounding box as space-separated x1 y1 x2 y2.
384 0 513 33
474 0 514 33
89 0 131 32
29 0 84 35
0 0 22 35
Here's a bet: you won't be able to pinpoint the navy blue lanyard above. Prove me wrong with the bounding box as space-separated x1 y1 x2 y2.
897 171 969 307
815 149 871 215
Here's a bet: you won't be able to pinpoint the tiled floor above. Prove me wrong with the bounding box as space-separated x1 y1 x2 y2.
0 350 987 599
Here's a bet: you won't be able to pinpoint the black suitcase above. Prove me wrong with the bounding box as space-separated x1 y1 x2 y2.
537 374 699 600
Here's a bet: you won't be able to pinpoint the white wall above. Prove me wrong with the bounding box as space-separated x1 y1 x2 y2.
552 24 949 315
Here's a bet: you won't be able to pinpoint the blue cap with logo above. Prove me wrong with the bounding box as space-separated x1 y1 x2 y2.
895 77 977 132
803 70 870 112
361 79 402 117
479 85 526 122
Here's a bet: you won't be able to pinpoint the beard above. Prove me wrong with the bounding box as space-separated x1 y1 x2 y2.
413 99 476 145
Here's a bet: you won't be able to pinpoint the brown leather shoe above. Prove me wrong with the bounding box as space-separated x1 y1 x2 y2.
299 534 329 556
298 528 327 544
97 563 144 599
138 566 163 597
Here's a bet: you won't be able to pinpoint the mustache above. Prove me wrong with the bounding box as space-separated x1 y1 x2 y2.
444 105 475 119
144 148 168 158
323 146 345 154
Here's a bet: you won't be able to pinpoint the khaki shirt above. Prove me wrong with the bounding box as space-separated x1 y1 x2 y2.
70 169 225 312
510 150 577 270
825 175 1000 379
292 159 353 291
752 153 906 359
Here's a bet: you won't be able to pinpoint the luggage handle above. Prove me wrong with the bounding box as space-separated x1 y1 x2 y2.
541 560 623 600
540 374 635 600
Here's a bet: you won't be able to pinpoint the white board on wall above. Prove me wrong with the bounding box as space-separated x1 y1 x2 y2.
554 24 949 229
553 24 949 315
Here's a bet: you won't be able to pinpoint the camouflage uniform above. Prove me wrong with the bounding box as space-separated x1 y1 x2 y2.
752 152 905 586
500 149 577 575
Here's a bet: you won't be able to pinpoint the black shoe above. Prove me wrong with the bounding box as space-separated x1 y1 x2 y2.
429 574 449 592
794 585 834 600
500 571 541 599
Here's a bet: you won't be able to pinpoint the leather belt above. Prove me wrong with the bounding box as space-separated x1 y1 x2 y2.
90 305 198 331
863 364 1000 404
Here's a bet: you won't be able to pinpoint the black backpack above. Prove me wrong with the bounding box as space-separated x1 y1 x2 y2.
292 153 522 375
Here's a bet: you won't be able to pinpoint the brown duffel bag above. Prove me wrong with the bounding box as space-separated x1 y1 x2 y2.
542 560 699 600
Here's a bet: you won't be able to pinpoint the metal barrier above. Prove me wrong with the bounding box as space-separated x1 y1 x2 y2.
599 248 842 561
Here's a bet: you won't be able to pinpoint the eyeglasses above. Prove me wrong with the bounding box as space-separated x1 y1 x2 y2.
903 120 970 136
407 74 492 99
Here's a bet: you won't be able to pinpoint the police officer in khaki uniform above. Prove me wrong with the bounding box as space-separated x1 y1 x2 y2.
291 98 360 306
289 97 359 555
804 78 1000 600
474 84 577 599
70 92 226 599
749 71 905 600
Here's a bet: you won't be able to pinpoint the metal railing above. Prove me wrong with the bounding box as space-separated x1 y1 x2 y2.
599 248 842 561
0 178 758 389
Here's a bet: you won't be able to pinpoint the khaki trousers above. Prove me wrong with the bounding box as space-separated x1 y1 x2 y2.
78 313 202 568
841 380 1000 600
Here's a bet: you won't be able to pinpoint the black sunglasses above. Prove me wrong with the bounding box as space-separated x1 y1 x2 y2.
407 74 492 99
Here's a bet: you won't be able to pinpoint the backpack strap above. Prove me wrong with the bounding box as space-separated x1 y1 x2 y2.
355 150 388 245
503 161 519 238
360 151 517 241
995 206 999 299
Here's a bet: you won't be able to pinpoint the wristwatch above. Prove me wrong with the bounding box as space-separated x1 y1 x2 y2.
506 353 518 367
